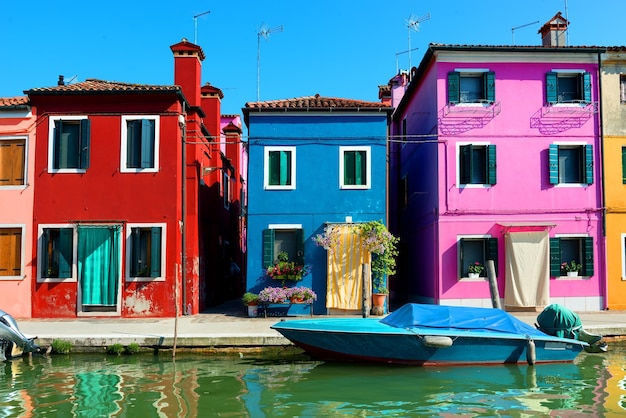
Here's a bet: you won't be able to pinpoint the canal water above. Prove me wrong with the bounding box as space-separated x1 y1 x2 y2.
1 344 625 417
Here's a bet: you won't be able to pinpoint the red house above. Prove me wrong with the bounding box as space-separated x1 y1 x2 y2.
25 39 244 318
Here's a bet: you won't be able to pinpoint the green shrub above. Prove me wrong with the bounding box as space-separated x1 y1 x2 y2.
51 339 72 355
125 343 140 355
106 343 125 355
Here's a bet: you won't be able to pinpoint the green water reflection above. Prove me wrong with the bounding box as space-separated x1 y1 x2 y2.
0 345 624 417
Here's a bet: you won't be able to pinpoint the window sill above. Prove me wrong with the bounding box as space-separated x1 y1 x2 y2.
555 275 589 280
126 276 165 282
459 276 486 282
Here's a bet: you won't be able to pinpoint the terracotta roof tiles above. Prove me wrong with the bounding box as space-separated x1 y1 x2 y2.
0 96 29 108
25 79 181 95
244 94 391 110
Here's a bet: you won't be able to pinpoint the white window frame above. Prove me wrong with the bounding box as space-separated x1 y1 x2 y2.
551 69 587 107
552 141 588 187
37 224 77 283
125 223 167 282
457 234 492 281
120 115 160 173
339 146 371 190
555 233 589 280
622 233 626 281
456 141 491 189
264 146 296 190
0 224 25 281
48 115 89 174
620 74 626 104
454 68 490 106
0 135 28 189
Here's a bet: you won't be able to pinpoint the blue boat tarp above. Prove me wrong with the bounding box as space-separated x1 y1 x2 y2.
381 304 547 337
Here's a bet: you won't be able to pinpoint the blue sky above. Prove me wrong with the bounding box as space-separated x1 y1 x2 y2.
1 1 624 116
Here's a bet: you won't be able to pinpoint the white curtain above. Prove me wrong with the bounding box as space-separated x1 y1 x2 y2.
504 231 550 309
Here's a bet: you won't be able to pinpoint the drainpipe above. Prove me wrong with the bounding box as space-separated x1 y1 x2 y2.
597 50 608 310
181 112 188 315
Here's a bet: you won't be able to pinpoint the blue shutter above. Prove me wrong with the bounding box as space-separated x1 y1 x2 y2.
546 72 558 104
582 236 594 277
447 72 460 104
487 145 497 185
140 119 154 168
262 229 275 267
549 238 561 277
79 119 90 169
584 144 593 184
582 72 592 103
150 227 161 277
58 228 73 278
549 144 559 184
485 71 495 102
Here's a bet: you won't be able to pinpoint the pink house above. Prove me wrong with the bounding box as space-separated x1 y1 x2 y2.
389 41 606 311
0 96 35 317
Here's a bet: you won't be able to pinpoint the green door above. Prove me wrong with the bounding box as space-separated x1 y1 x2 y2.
77 225 121 312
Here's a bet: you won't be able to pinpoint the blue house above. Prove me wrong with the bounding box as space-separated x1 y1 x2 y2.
242 95 393 314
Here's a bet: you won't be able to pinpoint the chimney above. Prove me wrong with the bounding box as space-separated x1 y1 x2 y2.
58 75 65 86
170 38 206 108
538 12 569 47
201 82 224 140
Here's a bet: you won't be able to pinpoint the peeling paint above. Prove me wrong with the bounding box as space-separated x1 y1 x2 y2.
124 293 153 315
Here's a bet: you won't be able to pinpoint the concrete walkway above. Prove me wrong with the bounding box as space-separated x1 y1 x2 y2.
14 302 626 351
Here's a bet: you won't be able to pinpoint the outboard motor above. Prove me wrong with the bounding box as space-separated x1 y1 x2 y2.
0 310 41 360
536 304 607 353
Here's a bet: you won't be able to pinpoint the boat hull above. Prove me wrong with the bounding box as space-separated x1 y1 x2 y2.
272 318 585 366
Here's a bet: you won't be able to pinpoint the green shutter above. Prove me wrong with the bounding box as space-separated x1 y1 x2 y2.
58 228 73 278
487 145 497 185
131 228 140 276
268 151 279 185
486 238 498 275
140 119 155 168
41 230 50 276
459 238 466 277
460 145 471 184
546 72 558 104
354 151 363 185
582 236 594 277
549 238 561 277
79 119 90 169
549 144 559 185
584 144 594 184
622 147 626 184
582 72 592 103
447 72 460 104
295 229 305 265
150 227 162 277
344 151 355 185
279 151 289 185
262 229 275 267
485 71 495 102
53 120 62 169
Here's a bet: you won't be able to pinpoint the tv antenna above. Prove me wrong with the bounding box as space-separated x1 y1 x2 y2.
511 20 539 45
257 23 283 101
406 13 430 72
193 10 211 44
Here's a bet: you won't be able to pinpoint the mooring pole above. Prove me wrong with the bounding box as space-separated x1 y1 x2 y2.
487 260 502 309
362 263 370 318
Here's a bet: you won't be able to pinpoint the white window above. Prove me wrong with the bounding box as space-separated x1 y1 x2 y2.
620 75 626 104
120 115 160 173
38 224 77 282
340 146 371 189
48 116 90 173
458 235 497 280
0 225 25 280
546 70 591 105
126 223 166 282
264 146 296 190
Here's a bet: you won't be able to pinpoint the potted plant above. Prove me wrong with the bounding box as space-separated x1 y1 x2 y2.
241 292 259 317
265 251 311 285
258 286 288 304
286 286 317 303
561 260 582 277
372 284 389 307
467 262 484 278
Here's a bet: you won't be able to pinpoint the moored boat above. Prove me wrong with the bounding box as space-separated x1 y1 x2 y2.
0 310 41 361
271 303 587 366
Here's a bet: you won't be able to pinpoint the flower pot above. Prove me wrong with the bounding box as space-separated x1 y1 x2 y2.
567 271 579 277
372 293 387 307
247 305 258 317
290 297 304 304
468 273 480 279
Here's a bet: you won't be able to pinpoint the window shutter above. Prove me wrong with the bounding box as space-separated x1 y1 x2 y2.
344 151 355 185
150 227 162 277
262 229 275 267
460 145 471 184
487 145 497 185
58 228 73 278
53 120 62 169
41 230 50 276
354 151 363 185
582 236 594 277
484 71 495 102
584 144 594 184
486 238 498 275
459 238 466 277
622 147 626 184
582 72 592 103
546 72 558 104
268 151 280 185
295 229 305 265
549 238 561 277
140 119 154 168
130 228 140 276
549 144 559 185
79 119 90 169
447 72 460 104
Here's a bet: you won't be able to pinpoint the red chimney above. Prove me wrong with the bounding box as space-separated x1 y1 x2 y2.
201 83 224 141
170 39 206 108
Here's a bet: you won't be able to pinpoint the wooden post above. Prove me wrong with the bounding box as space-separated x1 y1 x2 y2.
362 263 370 318
486 259 502 309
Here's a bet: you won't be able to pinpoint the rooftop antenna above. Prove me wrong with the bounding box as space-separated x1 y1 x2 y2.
395 48 419 74
511 20 539 45
193 10 211 44
257 23 283 102
406 12 430 73
564 0 569 45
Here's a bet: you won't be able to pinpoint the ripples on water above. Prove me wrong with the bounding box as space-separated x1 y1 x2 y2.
0 345 624 417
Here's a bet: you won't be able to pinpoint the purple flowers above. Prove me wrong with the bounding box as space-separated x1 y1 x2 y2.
258 286 317 303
